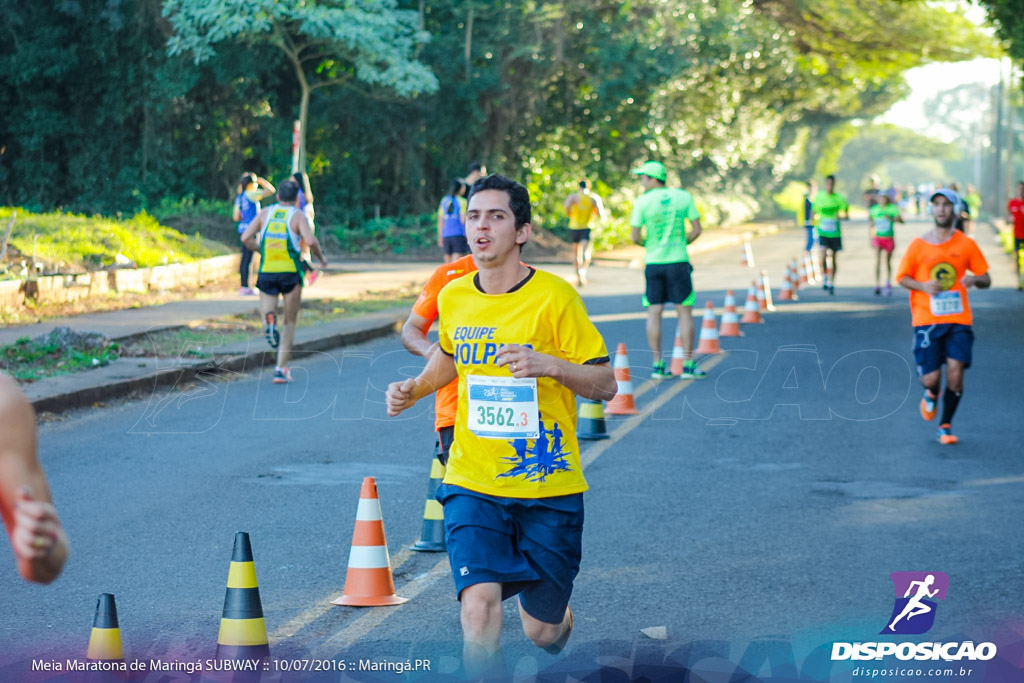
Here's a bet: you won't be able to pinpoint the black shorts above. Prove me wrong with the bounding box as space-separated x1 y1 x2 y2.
644 261 693 306
1014 237 1024 252
819 236 843 252
256 272 303 296
436 425 455 466
443 235 469 255
569 228 591 243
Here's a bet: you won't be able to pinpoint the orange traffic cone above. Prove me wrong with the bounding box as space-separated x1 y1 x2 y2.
790 259 801 293
741 281 763 324
669 333 686 376
605 343 638 415
778 267 795 301
719 290 743 337
803 252 816 284
695 302 722 355
798 257 810 286
811 250 824 283
332 478 409 607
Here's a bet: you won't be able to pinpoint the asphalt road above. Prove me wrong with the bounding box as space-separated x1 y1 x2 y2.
2 219 1022 683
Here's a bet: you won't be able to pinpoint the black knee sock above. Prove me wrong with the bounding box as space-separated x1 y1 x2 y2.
940 388 961 425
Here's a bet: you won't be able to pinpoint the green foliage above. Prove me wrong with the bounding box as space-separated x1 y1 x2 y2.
832 124 959 197
774 182 810 222
0 0 1001 237
0 207 231 271
978 0 1024 63
330 213 436 255
1 336 120 382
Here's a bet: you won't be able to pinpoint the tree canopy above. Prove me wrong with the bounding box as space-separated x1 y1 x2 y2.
0 0 1001 230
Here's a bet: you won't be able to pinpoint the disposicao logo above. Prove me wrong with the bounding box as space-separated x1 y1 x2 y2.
831 571 998 662
882 571 948 635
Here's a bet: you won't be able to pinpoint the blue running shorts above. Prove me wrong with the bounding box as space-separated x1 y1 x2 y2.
436 483 584 624
913 323 974 376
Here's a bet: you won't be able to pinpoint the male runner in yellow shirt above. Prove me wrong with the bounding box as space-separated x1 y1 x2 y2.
386 175 615 677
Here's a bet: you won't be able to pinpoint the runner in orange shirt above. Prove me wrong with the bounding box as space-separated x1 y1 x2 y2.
895 189 990 445
401 254 478 464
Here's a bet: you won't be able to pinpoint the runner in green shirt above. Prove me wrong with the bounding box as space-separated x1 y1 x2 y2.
812 174 849 295
629 161 705 380
869 195 903 295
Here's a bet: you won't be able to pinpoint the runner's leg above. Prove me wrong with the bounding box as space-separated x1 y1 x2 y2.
646 304 665 364
460 583 504 677
676 304 695 361
277 285 302 369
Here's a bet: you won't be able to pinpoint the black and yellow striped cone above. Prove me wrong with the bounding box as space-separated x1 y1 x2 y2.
215 532 270 662
86 593 124 662
411 452 446 552
577 398 610 440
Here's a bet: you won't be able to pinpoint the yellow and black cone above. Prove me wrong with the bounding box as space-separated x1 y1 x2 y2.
411 453 446 552
86 593 124 662
215 532 270 662
577 398 610 440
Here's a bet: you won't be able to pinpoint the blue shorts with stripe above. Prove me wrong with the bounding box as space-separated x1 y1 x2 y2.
913 323 974 376
435 483 583 624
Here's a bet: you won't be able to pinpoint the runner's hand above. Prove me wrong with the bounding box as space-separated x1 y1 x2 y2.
11 488 62 562
922 279 943 296
496 344 553 379
386 378 419 416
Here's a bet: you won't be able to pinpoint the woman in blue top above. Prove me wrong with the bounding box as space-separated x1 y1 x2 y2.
234 173 275 294
437 178 468 263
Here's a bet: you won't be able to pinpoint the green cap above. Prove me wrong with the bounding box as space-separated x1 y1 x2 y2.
632 161 667 182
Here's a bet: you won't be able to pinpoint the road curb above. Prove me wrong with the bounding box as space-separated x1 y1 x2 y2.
31 314 404 414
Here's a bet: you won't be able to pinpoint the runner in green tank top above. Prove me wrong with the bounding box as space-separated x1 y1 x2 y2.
241 180 328 384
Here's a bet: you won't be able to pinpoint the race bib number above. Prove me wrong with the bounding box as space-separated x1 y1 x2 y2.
820 218 839 233
466 375 539 439
929 291 964 316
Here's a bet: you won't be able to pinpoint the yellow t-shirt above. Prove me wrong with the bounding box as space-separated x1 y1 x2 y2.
438 268 609 498
568 193 596 229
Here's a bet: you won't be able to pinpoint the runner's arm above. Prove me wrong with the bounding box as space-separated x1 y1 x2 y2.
386 350 458 416
899 276 942 296
0 377 69 584
962 273 990 289
240 208 268 251
686 218 702 244
495 345 616 401
401 311 438 358
255 176 276 201
293 213 327 268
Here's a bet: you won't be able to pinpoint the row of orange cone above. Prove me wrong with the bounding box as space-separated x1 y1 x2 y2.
589 249 823 422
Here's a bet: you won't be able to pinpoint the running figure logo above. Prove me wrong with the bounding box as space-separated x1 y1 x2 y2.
499 420 573 483
881 571 949 635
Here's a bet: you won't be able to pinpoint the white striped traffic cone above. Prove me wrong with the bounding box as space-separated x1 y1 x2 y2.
719 290 743 337
695 302 722 355
605 343 638 415
332 478 409 607
741 281 763 324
